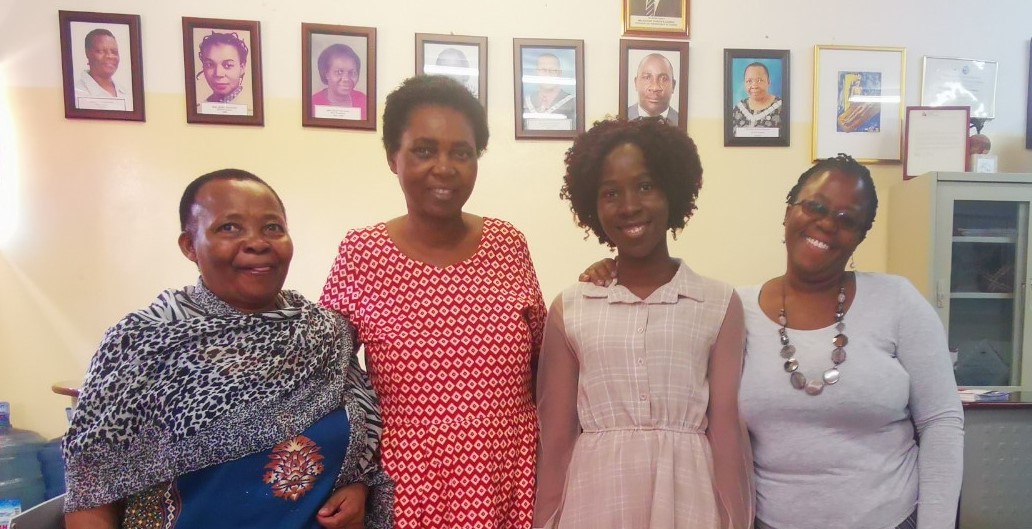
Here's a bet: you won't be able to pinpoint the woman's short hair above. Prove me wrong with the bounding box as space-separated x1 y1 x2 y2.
785 153 878 237
198 31 249 65
84 29 115 51
744 61 769 79
317 43 361 85
561 117 703 247
382 75 489 157
179 169 284 232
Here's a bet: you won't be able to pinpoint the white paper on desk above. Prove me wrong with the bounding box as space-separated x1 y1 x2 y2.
904 107 968 178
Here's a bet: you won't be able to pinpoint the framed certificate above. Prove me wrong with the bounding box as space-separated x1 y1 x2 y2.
903 106 970 179
921 56 997 119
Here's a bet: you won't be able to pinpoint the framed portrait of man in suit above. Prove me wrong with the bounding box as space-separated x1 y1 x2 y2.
619 39 689 130
623 0 688 38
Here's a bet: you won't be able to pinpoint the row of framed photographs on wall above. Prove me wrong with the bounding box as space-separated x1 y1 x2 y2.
57 10 690 139
57 10 1010 159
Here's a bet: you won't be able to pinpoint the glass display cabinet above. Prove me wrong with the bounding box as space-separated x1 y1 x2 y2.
887 172 1032 390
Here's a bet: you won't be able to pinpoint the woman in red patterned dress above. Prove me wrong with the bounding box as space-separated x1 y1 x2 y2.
320 75 546 529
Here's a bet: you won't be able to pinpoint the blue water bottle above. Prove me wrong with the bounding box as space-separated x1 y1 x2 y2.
0 402 46 520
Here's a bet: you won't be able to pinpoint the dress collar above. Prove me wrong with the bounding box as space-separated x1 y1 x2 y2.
581 259 706 304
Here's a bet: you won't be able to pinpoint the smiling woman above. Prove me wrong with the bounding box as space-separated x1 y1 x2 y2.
62 169 393 529
321 75 546 529
538 117 754 529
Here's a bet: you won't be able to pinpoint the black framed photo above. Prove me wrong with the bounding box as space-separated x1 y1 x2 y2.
58 10 145 121
182 17 263 126
302 23 377 130
416 33 486 106
619 39 688 130
723 48 790 147
513 38 584 140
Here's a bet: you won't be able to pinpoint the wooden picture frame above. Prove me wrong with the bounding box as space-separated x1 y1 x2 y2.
513 38 584 140
58 10 145 121
812 45 905 163
182 17 263 126
622 0 689 39
302 23 377 130
416 33 486 107
723 48 790 147
619 39 689 130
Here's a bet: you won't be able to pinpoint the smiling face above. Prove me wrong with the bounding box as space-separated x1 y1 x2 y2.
634 54 675 116
325 55 359 99
178 178 293 313
202 43 245 97
783 169 869 282
388 105 479 221
744 64 770 102
86 34 120 80
597 142 670 263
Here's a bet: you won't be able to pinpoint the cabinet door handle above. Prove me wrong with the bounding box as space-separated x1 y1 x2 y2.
936 280 945 308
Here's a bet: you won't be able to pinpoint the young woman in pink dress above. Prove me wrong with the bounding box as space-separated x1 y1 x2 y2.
535 118 753 529
320 76 545 529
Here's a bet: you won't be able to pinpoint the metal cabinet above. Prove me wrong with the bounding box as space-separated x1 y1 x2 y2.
887 172 1032 390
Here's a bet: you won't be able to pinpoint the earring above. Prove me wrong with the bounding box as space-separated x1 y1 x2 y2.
849 256 856 270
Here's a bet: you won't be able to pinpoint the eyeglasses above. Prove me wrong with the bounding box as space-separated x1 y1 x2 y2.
792 199 866 232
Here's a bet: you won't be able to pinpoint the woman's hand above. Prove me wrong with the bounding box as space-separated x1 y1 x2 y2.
579 258 617 286
317 482 368 529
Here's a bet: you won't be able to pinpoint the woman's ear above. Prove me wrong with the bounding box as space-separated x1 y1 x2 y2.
386 151 399 175
178 231 198 263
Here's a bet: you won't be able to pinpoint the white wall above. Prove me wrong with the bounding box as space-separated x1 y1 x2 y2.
2 0 1031 437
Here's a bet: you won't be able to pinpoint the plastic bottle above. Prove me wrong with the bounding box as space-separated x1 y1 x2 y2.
0 402 46 524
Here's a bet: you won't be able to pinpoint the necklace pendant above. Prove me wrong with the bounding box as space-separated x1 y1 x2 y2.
804 380 825 395
823 367 841 385
784 359 799 373
832 347 847 364
780 345 796 358
833 333 848 347
789 371 806 389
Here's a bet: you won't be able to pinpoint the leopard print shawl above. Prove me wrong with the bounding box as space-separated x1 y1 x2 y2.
63 282 392 527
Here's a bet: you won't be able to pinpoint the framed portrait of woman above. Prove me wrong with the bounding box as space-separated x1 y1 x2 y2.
59 10 145 121
723 49 790 147
416 33 486 107
182 17 263 126
302 23 377 130
513 38 584 140
619 39 689 130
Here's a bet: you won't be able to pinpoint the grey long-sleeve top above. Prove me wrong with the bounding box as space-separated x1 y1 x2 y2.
739 272 964 529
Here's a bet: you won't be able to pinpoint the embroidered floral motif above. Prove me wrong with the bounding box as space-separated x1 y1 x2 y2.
263 435 325 501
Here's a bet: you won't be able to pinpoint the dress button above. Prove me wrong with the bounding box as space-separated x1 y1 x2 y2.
639 393 648 401
636 327 644 333
637 358 645 366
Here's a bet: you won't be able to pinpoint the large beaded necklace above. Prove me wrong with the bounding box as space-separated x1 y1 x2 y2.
777 277 848 396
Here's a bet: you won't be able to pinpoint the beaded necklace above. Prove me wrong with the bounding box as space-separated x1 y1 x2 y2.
777 277 848 396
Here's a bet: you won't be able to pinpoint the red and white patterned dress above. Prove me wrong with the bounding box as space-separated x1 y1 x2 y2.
321 218 546 529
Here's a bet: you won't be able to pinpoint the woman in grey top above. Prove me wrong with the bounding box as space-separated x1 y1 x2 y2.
738 154 963 529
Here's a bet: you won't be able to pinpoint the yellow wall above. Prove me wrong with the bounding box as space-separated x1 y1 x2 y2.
3 0 1032 438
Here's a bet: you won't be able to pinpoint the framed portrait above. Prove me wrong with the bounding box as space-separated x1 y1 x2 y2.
921 56 997 119
58 10 145 121
619 39 689 130
302 23 377 130
622 0 689 38
182 17 263 126
416 33 486 106
812 45 905 163
513 38 584 140
723 49 789 147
